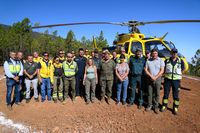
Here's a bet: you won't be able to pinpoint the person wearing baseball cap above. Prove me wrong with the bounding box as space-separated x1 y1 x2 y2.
128 48 146 109
161 48 185 115
100 49 115 104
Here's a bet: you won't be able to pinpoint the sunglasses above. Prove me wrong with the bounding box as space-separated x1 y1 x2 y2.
59 53 65 54
44 55 49 57
55 59 59 61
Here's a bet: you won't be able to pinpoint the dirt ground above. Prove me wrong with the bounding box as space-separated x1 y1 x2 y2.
0 67 200 133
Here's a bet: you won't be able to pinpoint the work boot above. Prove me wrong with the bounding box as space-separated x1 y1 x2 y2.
160 106 167 112
26 99 30 103
59 98 64 102
100 97 104 103
47 98 51 101
72 97 76 104
107 98 111 105
122 101 126 105
41 99 45 102
127 103 134 107
138 104 142 110
59 97 63 102
54 99 57 103
173 107 178 115
116 101 120 105
86 100 90 105
145 105 152 112
7 105 12 111
62 99 67 104
34 98 39 102
154 108 159 114
91 99 95 103
15 102 21 106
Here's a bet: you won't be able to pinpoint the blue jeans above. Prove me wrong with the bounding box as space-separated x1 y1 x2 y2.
116 79 129 102
129 76 143 105
6 78 20 105
41 78 51 101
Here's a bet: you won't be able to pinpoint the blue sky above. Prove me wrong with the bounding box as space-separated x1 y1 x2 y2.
0 0 200 62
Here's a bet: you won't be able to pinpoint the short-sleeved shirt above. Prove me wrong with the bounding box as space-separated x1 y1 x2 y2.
145 57 165 77
116 63 129 81
24 62 38 79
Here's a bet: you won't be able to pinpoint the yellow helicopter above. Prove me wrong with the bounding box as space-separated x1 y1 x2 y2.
32 20 200 72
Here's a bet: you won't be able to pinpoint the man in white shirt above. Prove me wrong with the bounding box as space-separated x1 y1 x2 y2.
144 49 165 114
4 51 23 110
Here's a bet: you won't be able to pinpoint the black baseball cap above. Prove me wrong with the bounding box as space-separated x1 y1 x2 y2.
171 48 178 53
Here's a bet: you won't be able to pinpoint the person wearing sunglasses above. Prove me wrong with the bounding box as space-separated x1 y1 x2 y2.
58 50 65 63
52 56 64 103
84 48 91 59
38 52 54 102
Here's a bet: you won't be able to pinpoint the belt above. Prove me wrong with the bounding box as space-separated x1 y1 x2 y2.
65 75 75 78
132 74 142 77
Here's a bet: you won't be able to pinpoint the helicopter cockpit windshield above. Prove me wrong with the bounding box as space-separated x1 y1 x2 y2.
145 41 171 57
131 41 142 54
115 43 129 54
164 41 175 49
163 41 184 57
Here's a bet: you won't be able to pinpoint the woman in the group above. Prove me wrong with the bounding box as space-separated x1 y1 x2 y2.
83 58 98 104
52 56 64 103
115 54 129 105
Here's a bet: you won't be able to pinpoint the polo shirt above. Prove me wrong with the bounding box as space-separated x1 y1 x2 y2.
145 57 165 77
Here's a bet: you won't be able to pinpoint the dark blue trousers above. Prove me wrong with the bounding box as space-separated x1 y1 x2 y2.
75 75 84 97
163 78 180 108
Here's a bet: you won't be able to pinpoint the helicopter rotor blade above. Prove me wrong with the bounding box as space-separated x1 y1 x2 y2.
31 22 129 29
136 20 200 26
31 20 200 29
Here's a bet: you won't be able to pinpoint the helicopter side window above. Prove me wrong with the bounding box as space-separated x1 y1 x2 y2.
145 41 171 57
131 41 142 54
124 42 129 53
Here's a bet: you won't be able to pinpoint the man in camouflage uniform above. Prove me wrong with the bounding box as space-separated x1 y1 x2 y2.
100 50 115 104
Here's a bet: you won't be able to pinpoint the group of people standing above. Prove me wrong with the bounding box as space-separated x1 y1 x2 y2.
3 47 184 115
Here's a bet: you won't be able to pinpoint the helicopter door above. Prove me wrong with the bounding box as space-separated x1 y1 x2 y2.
131 41 142 55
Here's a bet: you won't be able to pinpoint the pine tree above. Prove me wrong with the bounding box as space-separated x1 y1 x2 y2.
191 49 200 76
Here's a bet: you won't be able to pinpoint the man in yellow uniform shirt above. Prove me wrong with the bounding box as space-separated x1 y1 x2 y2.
38 52 54 102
